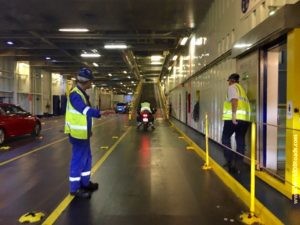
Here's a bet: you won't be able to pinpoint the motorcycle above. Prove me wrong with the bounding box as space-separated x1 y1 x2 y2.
137 110 154 131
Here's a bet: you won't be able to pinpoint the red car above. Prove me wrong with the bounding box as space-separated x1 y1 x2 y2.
0 103 41 145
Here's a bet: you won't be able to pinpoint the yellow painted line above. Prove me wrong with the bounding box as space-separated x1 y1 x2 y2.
186 146 194 151
256 170 291 199
100 146 109 150
42 127 132 225
0 119 113 167
112 136 119 139
169 121 284 225
0 137 68 167
0 146 11 151
42 195 74 225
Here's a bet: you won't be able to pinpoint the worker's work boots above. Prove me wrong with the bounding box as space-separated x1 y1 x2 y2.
82 181 99 192
70 189 91 199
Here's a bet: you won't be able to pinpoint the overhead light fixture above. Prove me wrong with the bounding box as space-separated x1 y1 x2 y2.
104 44 128 49
93 62 99 67
59 28 89 32
233 43 252 49
45 57 51 60
180 37 189 46
108 73 112 77
268 6 278 16
80 53 101 58
6 41 14 45
151 55 163 61
151 62 162 65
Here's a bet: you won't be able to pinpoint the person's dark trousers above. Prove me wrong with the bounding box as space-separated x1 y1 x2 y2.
221 120 250 169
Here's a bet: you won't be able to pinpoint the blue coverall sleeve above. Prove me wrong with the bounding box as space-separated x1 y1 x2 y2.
70 92 101 118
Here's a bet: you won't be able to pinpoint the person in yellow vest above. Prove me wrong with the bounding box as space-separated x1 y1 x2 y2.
222 73 251 173
65 67 101 199
136 101 155 127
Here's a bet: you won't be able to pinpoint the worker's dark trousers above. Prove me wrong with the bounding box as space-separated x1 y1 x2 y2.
221 120 250 166
69 139 92 193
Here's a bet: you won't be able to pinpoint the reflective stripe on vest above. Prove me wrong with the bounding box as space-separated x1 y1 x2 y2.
64 87 89 139
222 83 251 121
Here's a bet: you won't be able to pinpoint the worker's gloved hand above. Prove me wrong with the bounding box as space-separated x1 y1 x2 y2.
232 113 238 125
94 110 101 118
88 108 101 118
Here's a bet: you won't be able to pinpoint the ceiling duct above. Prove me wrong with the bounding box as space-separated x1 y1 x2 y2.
122 49 140 81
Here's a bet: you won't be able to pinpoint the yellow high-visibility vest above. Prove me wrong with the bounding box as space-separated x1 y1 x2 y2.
64 87 88 139
222 83 251 121
141 102 151 112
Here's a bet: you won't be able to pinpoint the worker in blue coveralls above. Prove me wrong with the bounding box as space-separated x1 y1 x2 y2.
64 67 101 199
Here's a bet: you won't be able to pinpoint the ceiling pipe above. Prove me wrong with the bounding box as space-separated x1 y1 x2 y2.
28 31 89 69
122 49 140 81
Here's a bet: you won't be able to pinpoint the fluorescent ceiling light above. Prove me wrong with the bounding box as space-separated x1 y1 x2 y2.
180 37 188 46
80 53 101 58
6 41 14 45
104 44 127 49
151 62 162 65
233 43 252 49
108 73 112 76
59 28 89 32
269 10 276 16
151 55 163 61
93 62 99 67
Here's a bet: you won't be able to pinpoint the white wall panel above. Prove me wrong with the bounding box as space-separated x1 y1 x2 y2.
41 70 52 114
0 58 15 103
166 0 299 140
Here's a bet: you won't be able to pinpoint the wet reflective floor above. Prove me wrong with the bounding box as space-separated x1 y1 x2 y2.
0 114 246 225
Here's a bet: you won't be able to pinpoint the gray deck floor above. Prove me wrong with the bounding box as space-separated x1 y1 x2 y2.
0 115 247 225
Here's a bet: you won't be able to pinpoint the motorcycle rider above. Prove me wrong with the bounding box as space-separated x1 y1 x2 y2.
136 101 155 127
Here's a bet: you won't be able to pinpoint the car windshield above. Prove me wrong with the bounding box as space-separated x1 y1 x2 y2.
0 105 27 115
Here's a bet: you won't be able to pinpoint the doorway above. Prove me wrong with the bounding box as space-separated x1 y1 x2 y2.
262 41 287 179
